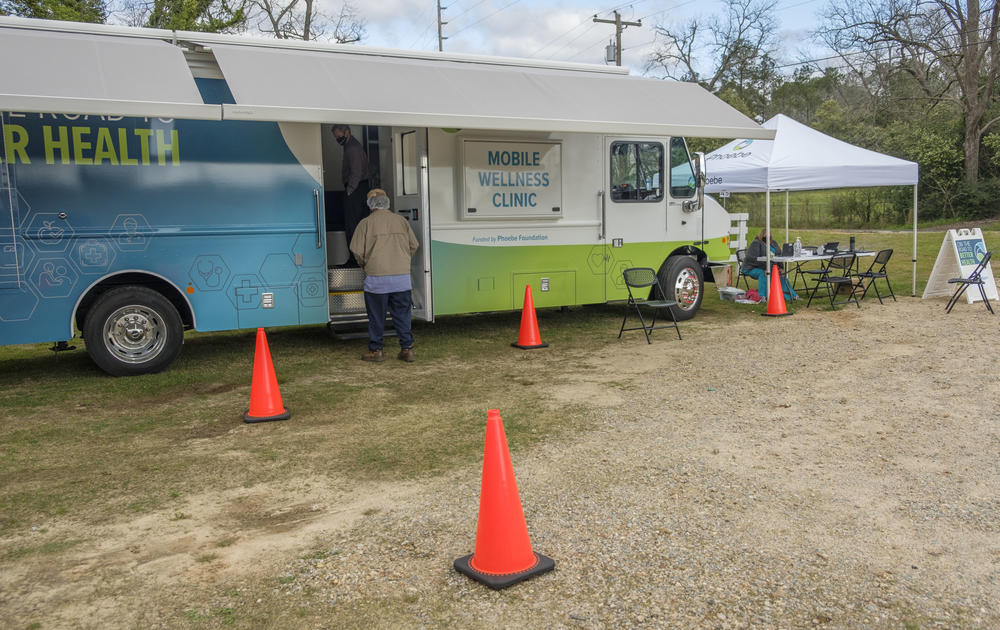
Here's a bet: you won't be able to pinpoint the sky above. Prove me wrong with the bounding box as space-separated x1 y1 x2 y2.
352 0 831 76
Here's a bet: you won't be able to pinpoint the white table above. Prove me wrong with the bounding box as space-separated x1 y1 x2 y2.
756 251 876 291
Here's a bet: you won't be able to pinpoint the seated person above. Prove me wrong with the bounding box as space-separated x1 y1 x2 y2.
742 228 798 301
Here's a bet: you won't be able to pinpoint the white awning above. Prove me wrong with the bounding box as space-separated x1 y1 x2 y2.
0 26 220 120
213 44 773 139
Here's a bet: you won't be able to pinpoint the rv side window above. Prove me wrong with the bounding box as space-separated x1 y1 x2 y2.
401 131 418 195
610 142 663 202
669 137 696 198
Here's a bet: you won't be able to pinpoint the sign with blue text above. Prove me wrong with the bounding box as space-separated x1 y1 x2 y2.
462 140 562 219
922 228 998 304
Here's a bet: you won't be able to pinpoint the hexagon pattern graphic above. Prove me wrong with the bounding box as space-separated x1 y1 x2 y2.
259 253 297 286
24 213 74 253
0 286 40 321
72 238 117 275
189 255 231 292
28 257 79 299
227 274 264 310
0 239 35 286
112 214 153 252
611 260 633 289
587 245 609 276
296 271 326 307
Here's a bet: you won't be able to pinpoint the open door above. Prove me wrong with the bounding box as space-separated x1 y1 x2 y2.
392 128 433 321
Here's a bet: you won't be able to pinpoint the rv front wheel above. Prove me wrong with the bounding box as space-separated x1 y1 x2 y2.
84 286 183 376
657 256 704 321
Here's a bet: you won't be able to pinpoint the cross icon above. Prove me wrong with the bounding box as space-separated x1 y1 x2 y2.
235 279 259 306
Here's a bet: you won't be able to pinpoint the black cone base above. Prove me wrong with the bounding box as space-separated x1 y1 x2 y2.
453 552 555 590
511 342 549 350
762 311 793 317
243 408 291 423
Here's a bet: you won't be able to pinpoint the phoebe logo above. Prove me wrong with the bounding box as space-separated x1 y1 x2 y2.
732 139 753 151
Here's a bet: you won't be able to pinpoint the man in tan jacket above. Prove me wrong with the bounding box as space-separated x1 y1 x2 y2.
349 189 420 362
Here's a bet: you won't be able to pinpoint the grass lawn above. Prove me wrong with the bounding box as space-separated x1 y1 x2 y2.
0 227 993 547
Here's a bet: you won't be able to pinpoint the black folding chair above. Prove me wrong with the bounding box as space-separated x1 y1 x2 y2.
735 249 752 289
856 248 896 304
805 252 861 309
796 255 833 294
618 267 681 343
945 250 995 314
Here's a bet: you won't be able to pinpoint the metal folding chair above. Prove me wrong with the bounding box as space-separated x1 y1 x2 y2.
735 249 752 289
857 248 896 304
618 267 682 343
805 252 860 309
945 250 994 314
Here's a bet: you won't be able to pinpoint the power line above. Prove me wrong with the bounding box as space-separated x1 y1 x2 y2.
449 0 523 38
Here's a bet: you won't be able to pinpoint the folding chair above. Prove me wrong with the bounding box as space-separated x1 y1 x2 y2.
796 254 832 294
856 248 896 304
805 252 861 309
945 250 994 314
734 249 752 289
618 267 682 343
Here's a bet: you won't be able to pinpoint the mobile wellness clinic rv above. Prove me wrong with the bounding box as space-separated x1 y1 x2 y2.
0 17 773 375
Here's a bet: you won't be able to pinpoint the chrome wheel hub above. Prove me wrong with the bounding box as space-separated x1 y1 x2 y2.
104 306 166 364
673 267 701 310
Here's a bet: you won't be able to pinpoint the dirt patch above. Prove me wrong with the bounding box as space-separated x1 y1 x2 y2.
2 295 999 628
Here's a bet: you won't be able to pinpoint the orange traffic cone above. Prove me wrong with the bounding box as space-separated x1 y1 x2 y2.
762 264 793 317
243 328 291 423
511 285 548 349
454 409 555 590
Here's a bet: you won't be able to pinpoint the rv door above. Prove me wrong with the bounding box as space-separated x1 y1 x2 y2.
392 128 433 321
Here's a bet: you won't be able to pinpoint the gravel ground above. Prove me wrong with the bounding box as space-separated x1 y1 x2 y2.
252 297 1000 629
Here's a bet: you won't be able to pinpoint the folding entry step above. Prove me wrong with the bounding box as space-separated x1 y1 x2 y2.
327 267 396 341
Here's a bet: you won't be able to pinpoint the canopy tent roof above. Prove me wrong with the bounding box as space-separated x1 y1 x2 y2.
705 114 918 192
0 16 774 139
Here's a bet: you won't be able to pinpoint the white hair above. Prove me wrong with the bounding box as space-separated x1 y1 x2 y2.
366 193 390 210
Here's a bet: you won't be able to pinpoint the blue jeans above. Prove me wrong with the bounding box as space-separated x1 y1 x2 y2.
745 267 797 300
364 290 414 351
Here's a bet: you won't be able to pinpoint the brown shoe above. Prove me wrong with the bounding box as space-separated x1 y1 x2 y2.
397 348 415 362
361 349 384 362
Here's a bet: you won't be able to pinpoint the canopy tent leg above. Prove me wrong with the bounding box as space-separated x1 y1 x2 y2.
912 184 918 297
765 189 772 284
785 190 789 244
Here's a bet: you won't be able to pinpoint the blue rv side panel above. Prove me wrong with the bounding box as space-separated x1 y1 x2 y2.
0 93 327 346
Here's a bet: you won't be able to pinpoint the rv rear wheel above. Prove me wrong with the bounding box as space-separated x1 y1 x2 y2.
657 255 704 321
84 286 183 376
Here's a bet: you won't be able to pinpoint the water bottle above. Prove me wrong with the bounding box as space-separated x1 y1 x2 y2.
850 235 855 251
794 237 802 256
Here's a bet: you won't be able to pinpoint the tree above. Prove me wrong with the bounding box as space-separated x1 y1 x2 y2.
250 0 363 42
1 0 106 22
646 0 780 112
145 0 247 32
819 0 1000 185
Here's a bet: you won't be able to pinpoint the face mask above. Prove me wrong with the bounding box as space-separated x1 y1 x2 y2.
336 136 347 146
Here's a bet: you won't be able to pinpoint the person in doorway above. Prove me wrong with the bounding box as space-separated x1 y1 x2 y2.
332 124 371 266
743 227 798 301
350 188 420 362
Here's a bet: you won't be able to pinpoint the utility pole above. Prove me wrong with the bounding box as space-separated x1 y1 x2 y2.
592 10 641 66
437 0 447 51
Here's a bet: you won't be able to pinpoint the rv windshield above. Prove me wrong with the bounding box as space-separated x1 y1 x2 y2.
669 137 696 198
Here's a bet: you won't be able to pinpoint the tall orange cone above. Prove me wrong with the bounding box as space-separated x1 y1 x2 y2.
243 328 291 423
454 409 554 589
511 285 548 349
762 264 793 317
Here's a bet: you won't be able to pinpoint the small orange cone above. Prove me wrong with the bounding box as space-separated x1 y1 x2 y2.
511 285 548 349
454 409 554 589
762 264 793 317
243 328 291 423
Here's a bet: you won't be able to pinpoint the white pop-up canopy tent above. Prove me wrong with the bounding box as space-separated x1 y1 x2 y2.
706 114 920 294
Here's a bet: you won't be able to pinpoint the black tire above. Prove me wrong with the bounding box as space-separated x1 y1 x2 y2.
83 286 183 376
656 255 704 321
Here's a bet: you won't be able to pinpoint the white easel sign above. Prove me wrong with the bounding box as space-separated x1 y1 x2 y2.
922 228 998 303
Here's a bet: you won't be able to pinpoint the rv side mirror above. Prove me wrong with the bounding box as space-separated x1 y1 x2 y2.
693 151 706 211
